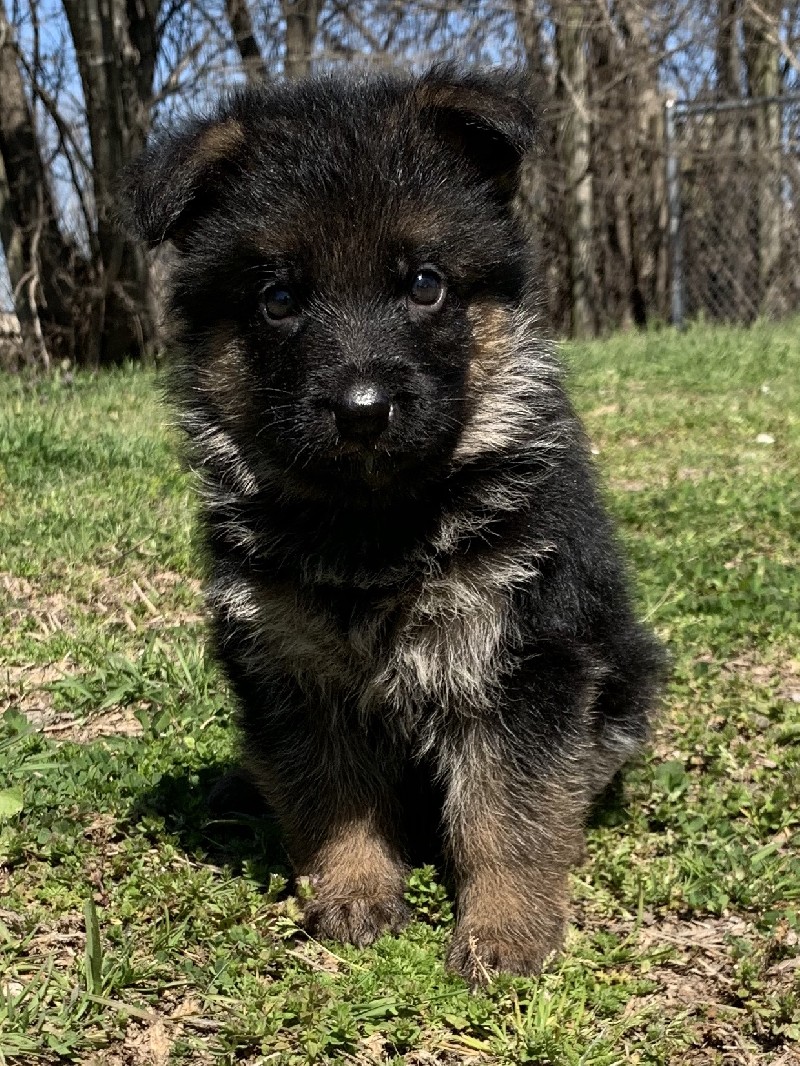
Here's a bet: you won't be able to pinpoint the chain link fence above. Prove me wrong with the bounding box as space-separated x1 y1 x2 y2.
666 93 800 327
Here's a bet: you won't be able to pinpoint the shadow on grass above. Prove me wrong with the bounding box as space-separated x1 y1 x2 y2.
131 762 292 884
587 770 633 829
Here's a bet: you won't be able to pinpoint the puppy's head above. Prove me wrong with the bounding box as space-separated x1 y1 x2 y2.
121 67 541 495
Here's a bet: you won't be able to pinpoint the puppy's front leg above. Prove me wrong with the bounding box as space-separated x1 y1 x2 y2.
243 685 410 947
439 662 591 981
298 816 410 947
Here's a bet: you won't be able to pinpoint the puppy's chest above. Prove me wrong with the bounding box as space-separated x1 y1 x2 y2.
213 566 511 716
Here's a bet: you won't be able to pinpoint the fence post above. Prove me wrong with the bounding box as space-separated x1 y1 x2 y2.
664 97 684 329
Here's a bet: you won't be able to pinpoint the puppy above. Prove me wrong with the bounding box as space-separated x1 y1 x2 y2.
122 67 664 981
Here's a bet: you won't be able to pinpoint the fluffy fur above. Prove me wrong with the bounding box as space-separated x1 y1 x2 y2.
121 66 665 981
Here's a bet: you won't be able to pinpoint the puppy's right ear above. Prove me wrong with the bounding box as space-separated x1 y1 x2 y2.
415 67 538 203
119 117 246 249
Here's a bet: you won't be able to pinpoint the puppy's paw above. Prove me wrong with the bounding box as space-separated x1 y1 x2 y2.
446 919 565 985
304 892 410 948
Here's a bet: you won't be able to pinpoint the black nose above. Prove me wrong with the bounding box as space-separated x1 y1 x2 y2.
333 384 392 441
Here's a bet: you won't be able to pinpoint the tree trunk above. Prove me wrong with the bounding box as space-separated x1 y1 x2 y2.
717 0 742 97
555 2 593 337
0 0 78 368
62 0 160 366
512 1 568 330
222 1 320 84
617 1 662 327
744 0 782 315
281 0 319 80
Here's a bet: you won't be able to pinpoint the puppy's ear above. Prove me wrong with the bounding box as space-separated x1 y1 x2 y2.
119 116 246 249
415 67 537 201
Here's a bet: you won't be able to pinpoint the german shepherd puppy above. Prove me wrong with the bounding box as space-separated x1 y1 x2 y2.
122 67 664 982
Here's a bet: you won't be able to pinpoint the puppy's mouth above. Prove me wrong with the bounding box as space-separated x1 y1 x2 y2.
330 436 412 486
312 430 423 492
333 425 393 457
333 430 393 456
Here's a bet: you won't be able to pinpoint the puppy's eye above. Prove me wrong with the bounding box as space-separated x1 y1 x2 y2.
260 285 297 321
409 268 445 309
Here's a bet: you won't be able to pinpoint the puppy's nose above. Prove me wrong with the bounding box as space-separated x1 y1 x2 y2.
333 384 392 441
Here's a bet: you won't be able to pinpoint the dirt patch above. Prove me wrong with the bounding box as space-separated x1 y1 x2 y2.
84 999 219 1066
88 569 204 632
1 573 71 638
1 661 144 742
118 1018 174 1066
1 568 204 640
589 403 620 417
638 914 751 1007
719 651 800 699
67 706 145 742
1 660 71 720
639 913 750 952
609 913 800 1062
27 912 85 971
610 478 652 493
775 665 800 706
406 1050 485 1066
657 650 800 760
287 940 343 974
677 467 711 483
2 566 204 742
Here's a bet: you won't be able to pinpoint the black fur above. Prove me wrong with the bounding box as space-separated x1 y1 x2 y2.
121 66 665 981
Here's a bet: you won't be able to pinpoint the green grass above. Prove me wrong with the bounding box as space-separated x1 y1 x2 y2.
1 322 799 1064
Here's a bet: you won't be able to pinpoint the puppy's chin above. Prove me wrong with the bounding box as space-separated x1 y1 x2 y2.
336 453 402 491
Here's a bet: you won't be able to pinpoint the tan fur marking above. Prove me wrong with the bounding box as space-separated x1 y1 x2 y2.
393 205 452 247
210 573 357 695
412 83 512 132
184 327 261 495
447 861 570 983
246 750 410 948
456 811 577 929
467 301 514 381
298 817 405 891
214 550 538 720
453 306 563 463
201 325 251 418
192 119 246 167
366 566 514 719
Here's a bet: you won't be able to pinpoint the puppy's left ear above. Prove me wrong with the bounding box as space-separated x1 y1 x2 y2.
415 67 538 202
119 115 247 250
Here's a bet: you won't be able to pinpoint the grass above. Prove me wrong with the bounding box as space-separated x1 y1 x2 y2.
0 321 799 1064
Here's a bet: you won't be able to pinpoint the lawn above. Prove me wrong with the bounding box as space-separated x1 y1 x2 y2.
1 322 799 1065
